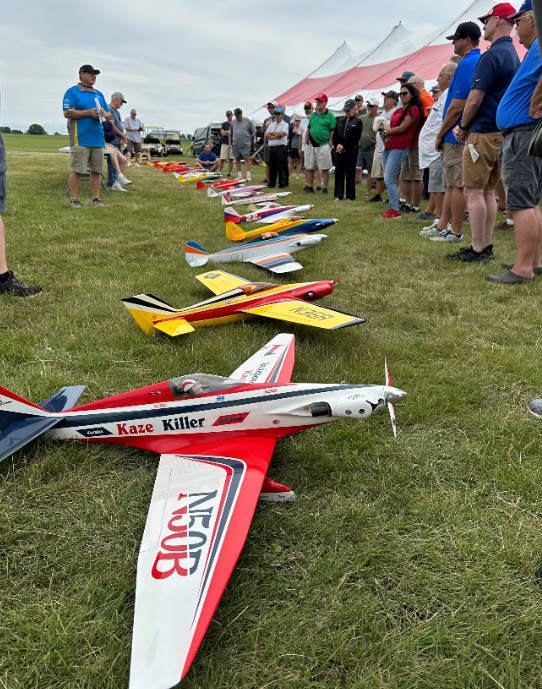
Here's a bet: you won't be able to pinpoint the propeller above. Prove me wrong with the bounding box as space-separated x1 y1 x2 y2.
332 277 341 287
385 358 397 438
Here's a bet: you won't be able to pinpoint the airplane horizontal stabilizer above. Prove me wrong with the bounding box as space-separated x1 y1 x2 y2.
249 254 302 273
153 318 195 337
122 294 183 336
39 385 87 412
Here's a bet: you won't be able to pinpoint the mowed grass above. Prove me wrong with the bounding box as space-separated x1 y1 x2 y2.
1 132 542 689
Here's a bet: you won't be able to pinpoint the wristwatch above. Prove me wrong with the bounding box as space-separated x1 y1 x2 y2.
459 123 469 131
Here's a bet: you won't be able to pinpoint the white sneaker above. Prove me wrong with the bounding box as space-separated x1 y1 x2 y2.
429 229 464 243
111 181 127 192
135 162 141 167
118 174 132 185
127 161 132 167
419 221 450 237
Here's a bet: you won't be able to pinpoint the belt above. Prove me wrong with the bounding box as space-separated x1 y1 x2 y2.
502 123 537 137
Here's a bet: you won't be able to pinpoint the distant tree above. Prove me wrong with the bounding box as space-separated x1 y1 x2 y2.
11 129 23 134
27 123 48 135
0 126 11 134
53 132 62 135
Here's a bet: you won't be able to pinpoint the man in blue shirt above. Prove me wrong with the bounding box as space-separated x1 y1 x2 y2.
453 3 520 263
485 0 542 283
196 144 219 171
63 65 111 207
429 22 481 243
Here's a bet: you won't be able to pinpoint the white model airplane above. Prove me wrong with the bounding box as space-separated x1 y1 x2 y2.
0 335 406 688
221 191 292 206
185 233 327 274
223 203 314 224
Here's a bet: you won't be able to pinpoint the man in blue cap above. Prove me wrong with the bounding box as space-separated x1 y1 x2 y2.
486 0 542 283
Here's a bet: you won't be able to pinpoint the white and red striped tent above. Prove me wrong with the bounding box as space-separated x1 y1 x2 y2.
252 0 525 119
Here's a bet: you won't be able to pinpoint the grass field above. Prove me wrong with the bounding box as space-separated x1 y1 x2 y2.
2 132 542 689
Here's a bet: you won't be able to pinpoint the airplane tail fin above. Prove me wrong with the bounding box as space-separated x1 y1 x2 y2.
224 207 240 222
221 193 232 206
225 221 246 241
121 294 185 336
185 241 209 267
207 187 219 198
196 181 206 190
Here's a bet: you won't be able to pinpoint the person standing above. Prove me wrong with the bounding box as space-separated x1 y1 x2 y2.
354 95 367 117
425 22 482 243
63 64 111 207
288 116 302 179
265 107 289 188
231 108 255 181
262 101 277 182
356 99 379 195
124 107 144 167
108 92 127 158
486 0 542 283
379 83 422 219
304 93 336 195
407 76 434 116
219 111 234 177
368 90 400 203
298 102 313 189
453 2 520 262
333 99 362 201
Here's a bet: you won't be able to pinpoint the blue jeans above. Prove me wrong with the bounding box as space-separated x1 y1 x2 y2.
382 148 409 211
107 143 122 187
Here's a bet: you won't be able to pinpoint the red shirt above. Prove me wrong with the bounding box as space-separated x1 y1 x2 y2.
385 106 421 151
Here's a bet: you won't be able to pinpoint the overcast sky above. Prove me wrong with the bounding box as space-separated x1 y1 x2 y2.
0 0 474 135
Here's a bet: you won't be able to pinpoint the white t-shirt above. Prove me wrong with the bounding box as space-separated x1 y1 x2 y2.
124 117 143 143
267 120 289 147
299 117 310 152
418 89 448 169
375 106 401 154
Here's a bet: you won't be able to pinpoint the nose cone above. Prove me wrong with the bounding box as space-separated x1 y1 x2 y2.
384 387 407 404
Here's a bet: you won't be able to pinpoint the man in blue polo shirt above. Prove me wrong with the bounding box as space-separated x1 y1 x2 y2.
485 0 542 283
196 144 219 171
453 3 520 264
63 64 111 208
428 22 482 244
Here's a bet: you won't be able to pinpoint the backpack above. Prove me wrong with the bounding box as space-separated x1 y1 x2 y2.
103 120 115 143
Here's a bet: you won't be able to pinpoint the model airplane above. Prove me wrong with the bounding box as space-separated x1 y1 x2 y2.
186 233 327 274
122 270 365 337
207 184 266 198
174 171 221 184
221 190 291 206
0 334 406 689
197 178 248 190
224 203 314 224
226 217 338 242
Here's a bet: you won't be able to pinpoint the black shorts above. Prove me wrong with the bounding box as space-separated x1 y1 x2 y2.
0 173 6 213
288 148 300 159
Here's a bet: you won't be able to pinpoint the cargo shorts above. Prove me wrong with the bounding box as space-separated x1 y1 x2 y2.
70 146 104 175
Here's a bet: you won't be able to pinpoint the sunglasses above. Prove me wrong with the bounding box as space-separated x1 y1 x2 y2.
400 91 409 97
295 120 301 123
304 107 312 110
515 11 533 24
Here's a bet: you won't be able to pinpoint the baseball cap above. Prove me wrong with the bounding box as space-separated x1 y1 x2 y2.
79 64 100 75
234 107 242 114
354 94 364 101
268 100 278 107
509 0 531 19
478 2 517 23
275 107 285 115
407 75 425 85
396 71 415 82
446 21 483 40
226 110 233 115
381 90 399 100
304 101 313 109
111 91 127 103
343 99 356 110
366 98 380 107
314 92 328 102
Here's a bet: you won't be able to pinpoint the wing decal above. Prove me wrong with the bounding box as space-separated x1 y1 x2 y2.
130 437 276 689
195 270 252 296
241 300 366 330
229 333 295 385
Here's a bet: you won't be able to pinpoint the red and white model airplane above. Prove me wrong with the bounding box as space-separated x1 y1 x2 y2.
0 335 406 689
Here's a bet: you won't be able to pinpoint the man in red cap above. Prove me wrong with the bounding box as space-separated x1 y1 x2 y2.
304 93 336 194
452 3 520 263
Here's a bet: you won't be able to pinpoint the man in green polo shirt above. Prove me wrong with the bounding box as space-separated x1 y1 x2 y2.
304 92 336 194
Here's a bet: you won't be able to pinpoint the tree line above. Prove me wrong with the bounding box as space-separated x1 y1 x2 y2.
0 125 63 135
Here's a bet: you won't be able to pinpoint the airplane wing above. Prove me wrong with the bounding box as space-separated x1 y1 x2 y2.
241 300 366 330
195 270 252 296
230 333 295 384
129 435 277 689
249 253 302 273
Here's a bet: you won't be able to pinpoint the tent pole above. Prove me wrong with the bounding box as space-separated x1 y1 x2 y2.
533 0 542 45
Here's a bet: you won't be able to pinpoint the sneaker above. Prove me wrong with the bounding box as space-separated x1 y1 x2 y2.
399 200 407 210
419 221 440 237
227 173 231 178
412 211 436 222
316 186 322 192
92 198 105 207
528 399 542 419
483 244 494 261
380 208 402 219
322 188 328 195
334 197 342 202
450 246 490 263
303 185 308 191
135 162 141 167
304 187 314 194
111 181 128 192
126 161 132 167
345 198 354 202
445 246 473 260
429 229 464 243
367 195 382 203
70 199 83 208
0 271 42 297
117 174 132 185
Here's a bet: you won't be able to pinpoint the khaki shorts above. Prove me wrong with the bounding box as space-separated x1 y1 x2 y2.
400 148 423 181
462 132 503 190
442 142 464 188
304 143 332 171
371 151 384 179
220 144 233 160
70 146 104 174
127 140 142 153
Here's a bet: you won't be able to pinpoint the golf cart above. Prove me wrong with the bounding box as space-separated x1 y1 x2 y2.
163 130 184 156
